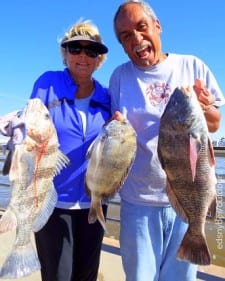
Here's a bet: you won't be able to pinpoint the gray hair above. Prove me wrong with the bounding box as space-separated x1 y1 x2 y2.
113 0 158 43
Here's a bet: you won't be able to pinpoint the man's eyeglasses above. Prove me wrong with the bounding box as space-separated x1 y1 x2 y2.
66 44 99 58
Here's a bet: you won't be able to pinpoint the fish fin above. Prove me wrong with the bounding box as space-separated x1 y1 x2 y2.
208 138 216 166
207 196 217 220
54 150 70 176
88 199 107 231
189 134 201 181
86 138 96 159
2 150 13 175
166 180 189 223
86 134 105 160
32 185 57 232
177 227 211 265
0 209 17 233
0 241 40 278
84 181 91 198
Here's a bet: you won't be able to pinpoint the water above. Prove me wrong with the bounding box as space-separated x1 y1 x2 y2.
215 157 225 217
216 156 225 178
0 155 224 217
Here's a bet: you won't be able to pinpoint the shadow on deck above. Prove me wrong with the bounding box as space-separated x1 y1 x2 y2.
102 237 225 281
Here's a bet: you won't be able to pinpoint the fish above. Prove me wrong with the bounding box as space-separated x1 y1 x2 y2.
0 98 70 278
157 86 217 265
85 112 137 230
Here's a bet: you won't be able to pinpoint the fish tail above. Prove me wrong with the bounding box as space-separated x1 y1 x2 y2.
177 227 211 265
88 201 107 231
0 241 40 278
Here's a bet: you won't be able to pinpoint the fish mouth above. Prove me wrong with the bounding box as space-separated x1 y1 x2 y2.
180 86 193 98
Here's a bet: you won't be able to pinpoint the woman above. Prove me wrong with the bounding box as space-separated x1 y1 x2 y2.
30 21 110 281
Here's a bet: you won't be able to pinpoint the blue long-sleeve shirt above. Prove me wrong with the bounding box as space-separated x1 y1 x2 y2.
30 68 111 209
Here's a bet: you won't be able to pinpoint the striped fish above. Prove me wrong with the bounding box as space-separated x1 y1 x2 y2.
85 112 137 230
158 87 217 265
0 98 69 278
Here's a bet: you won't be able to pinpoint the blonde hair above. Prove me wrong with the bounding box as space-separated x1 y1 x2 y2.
60 20 107 68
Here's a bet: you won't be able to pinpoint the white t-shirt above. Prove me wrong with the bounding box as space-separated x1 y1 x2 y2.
75 94 93 135
109 53 225 206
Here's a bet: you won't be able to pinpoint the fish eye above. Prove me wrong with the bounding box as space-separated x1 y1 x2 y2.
44 113 50 119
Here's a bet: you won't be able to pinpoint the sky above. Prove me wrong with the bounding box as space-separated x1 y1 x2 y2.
0 0 225 140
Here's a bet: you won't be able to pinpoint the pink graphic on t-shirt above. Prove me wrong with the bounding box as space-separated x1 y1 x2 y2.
146 83 171 106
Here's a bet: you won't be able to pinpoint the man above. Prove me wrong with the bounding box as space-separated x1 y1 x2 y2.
109 1 224 280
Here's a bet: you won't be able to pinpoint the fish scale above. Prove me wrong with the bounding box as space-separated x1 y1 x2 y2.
0 98 70 278
158 87 217 265
85 117 137 230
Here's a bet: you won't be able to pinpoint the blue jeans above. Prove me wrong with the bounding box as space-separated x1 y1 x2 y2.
120 200 197 281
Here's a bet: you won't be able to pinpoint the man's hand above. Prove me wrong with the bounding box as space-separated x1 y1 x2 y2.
112 111 125 121
194 79 215 112
193 79 220 132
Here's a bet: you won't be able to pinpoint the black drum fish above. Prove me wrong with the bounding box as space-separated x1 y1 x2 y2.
85 113 137 230
158 87 217 265
0 98 69 278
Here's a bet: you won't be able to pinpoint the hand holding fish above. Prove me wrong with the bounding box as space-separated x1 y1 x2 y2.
194 79 215 110
194 79 221 132
111 111 125 122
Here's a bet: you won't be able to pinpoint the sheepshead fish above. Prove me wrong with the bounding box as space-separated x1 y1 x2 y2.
85 113 137 230
0 98 69 278
158 87 217 265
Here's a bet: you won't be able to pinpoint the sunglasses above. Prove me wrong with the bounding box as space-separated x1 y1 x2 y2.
66 44 99 58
